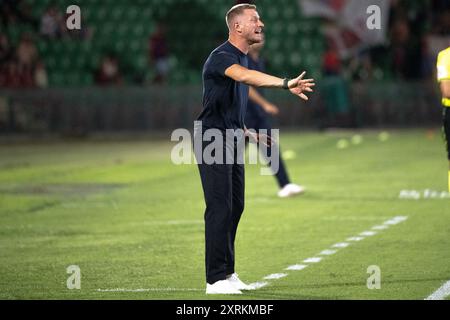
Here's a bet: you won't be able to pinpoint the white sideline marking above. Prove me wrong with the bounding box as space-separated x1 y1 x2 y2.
319 249 337 255
360 231 377 236
264 273 288 280
372 225 389 230
347 236 364 241
245 215 409 292
384 216 408 225
286 264 307 271
332 242 350 248
247 282 269 290
384 220 400 225
303 257 322 263
96 217 410 295
96 288 203 292
425 280 450 300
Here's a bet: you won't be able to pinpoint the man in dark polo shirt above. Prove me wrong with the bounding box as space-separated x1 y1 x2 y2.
195 3 315 294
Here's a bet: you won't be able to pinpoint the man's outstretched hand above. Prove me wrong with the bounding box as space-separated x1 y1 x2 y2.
288 71 315 101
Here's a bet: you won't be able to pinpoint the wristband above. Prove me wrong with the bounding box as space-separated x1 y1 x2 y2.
282 78 289 90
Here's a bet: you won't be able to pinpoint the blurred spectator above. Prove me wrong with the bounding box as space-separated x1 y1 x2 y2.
10 59 34 88
95 54 123 86
321 39 352 128
16 34 38 70
389 19 422 79
34 60 48 88
420 34 436 79
323 43 341 76
0 63 9 87
149 23 170 84
431 0 450 35
0 33 47 88
1 60 23 88
13 34 37 88
348 51 374 81
40 4 66 39
0 33 13 65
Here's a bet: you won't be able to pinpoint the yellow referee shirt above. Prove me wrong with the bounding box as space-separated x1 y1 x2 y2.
437 47 450 107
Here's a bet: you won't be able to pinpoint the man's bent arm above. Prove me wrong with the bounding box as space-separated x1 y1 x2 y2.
225 64 284 88
441 80 450 98
249 86 271 107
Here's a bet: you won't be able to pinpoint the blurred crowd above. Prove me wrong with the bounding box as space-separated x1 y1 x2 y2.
0 0 85 88
324 0 450 82
0 32 48 88
319 0 449 128
0 0 42 88
0 0 172 88
0 0 449 89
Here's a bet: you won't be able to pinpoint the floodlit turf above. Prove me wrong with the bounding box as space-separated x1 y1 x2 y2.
0 129 449 300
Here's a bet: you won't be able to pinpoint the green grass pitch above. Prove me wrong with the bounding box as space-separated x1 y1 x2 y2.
0 129 449 300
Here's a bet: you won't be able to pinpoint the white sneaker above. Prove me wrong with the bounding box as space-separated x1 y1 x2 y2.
227 273 254 290
206 279 242 294
277 183 305 198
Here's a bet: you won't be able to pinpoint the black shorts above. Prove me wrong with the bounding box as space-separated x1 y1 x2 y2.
443 107 450 160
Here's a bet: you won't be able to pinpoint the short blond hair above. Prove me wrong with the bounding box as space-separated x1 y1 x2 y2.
225 3 257 29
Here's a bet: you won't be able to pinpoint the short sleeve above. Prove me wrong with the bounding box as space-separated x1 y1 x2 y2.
437 50 450 82
209 51 239 77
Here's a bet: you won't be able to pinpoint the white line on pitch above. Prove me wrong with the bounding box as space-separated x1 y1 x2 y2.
286 264 308 271
384 216 408 225
372 225 389 230
247 282 269 289
319 249 337 255
425 280 450 300
264 273 288 280
332 242 350 248
360 231 377 236
347 236 364 241
303 257 322 263
253 215 408 291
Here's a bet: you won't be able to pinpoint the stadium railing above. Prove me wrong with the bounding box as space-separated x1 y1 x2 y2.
0 81 442 135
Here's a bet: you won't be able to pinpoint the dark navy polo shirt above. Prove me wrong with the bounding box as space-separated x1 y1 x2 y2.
197 41 249 130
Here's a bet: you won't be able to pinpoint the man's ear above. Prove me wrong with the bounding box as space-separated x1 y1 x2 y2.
234 22 242 34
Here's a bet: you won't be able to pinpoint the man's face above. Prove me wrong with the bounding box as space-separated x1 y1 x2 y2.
237 9 265 45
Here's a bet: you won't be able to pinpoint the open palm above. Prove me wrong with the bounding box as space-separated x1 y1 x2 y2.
288 71 315 101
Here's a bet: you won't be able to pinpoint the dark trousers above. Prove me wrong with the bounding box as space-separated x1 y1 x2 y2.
195 132 245 284
443 107 450 160
245 112 290 188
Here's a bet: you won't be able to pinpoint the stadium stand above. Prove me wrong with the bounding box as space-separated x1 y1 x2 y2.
0 0 447 133
1 0 325 87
